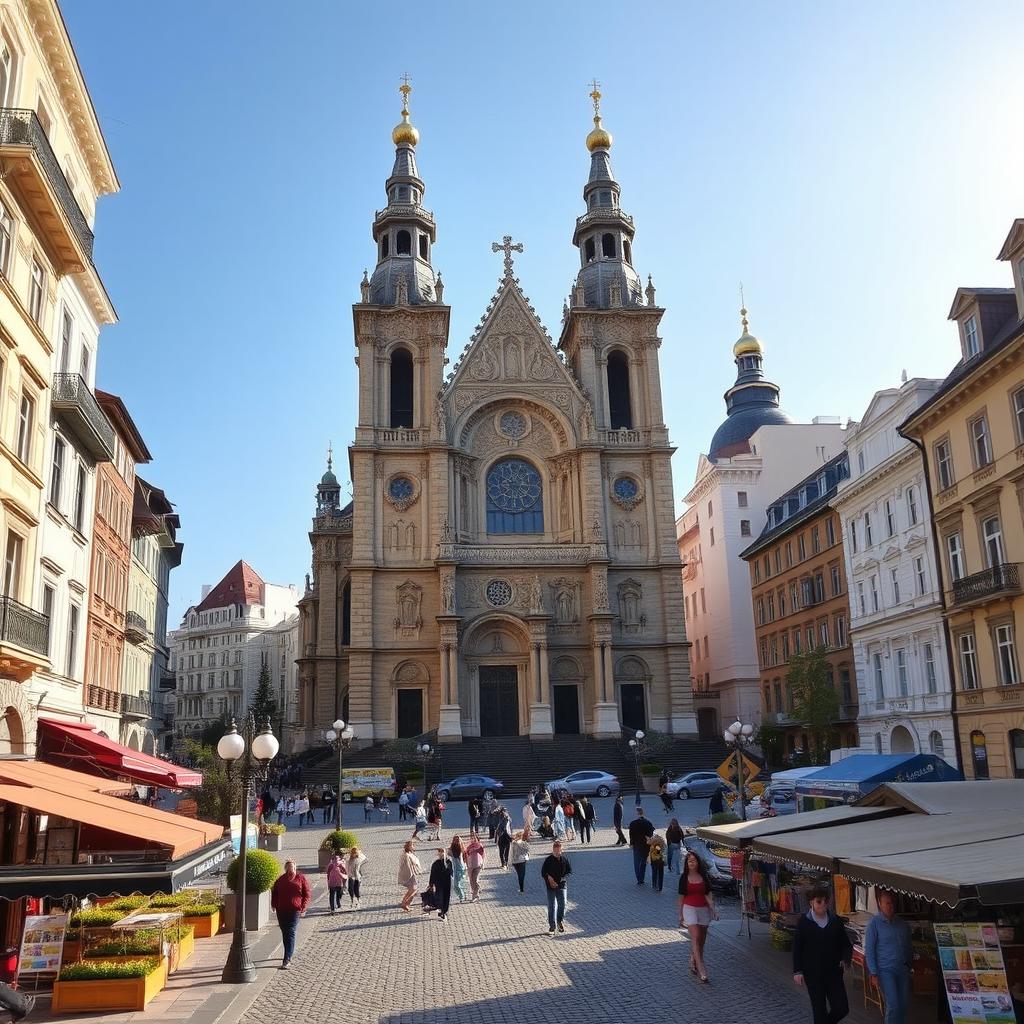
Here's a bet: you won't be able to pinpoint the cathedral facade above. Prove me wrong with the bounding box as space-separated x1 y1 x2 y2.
296 84 696 746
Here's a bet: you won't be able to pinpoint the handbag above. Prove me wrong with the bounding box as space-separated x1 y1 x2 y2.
420 889 439 910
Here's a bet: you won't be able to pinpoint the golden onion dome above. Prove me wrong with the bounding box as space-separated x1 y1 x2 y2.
586 116 612 152
733 307 763 358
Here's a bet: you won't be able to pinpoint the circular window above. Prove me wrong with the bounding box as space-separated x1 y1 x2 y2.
486 459 541 512
499 410 527 439
614 477 639 502
388 476 414 502
486 580 513 606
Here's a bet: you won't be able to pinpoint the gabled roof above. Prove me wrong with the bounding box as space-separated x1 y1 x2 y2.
947 286 1014 321
95 390 152 463
997 219 1024 261
196 560 264 611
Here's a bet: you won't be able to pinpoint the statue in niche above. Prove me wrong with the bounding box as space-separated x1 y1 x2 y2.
395 272 409 306
505 339 521 379
618 579 644 634
580 401 594 440
529 575 544 614
435 391 446 439
442 574 457 614
551 582 577 625
396 581 423 639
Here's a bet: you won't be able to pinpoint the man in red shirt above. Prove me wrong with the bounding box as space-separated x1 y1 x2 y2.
270 859 311 969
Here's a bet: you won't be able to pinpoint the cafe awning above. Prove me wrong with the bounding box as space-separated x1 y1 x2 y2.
37 718 202 789
794 753 962 801
696 803 902 849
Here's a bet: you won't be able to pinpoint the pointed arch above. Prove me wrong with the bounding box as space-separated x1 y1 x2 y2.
389 347 414 428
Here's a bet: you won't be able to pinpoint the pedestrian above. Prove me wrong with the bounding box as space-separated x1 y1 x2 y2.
426 797 442 841
666 818 683 874
364 794 375 823
295 792 310 827
345 845 367 909
322 787 335 825
678 849 718 983
398 839 422 912
325 853 348 914
563 798 576 842
485 795 499 840
449 835 468 902
709 785 725 817
467 796 481 835
276 795 285 826
426 847 453 921
286 794 296 819
541 839 572 935
628 806 654 885
612 794 627 846
649 833 666 892
572 797 586 839
553 801 567 841
270 859 311 970
309 788 322 825
465 833 485 901
659 781 675 813
793 885 853 1024
577 797 593 844
522 797 535 840
378 791 390 820
510 830 530 893
398 788 410 822
865 889 913 1024
496 806 513 868
411 800 427 841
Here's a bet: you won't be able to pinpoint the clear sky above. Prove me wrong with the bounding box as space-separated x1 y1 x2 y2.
61 1 1022 625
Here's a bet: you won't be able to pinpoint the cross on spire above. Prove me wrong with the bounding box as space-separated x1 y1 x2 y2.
491 235 524 278
327 440 333 471
399 73 412 112
589 77 603 118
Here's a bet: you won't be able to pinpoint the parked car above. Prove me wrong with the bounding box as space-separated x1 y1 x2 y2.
434 775 504 802
682 835 737 894
666 771 731 800
757 784 798 817
543 770 620 798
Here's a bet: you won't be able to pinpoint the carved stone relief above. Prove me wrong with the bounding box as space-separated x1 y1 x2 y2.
617 578 645 635
394 581 423 640
613 518 643 550
385 519 418 553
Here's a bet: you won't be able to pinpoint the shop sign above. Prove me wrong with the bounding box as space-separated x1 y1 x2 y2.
229 815 258 854
934 922 1013 1023
18 912 67 976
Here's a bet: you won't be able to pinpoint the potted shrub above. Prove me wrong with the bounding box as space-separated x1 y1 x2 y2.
52 956 167 1013
318 829 358 870
259 822 286 852
149 890 223 938
640 764 663 794
84 934 159 962
223 849 280 932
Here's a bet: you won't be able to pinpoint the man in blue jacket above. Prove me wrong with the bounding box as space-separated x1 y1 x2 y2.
865 889 913 1024
792 886 853 1023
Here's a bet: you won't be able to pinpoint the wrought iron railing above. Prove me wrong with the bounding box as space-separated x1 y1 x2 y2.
952 563 1021 606
52 373 115 458
0 595 48 657
121 693 153 718
86 684 120 713
0 109 93 259
125 610 150 640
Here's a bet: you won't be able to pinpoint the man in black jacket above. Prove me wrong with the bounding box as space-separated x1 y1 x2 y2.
427 848 454 921
541 841 572 934
612 795 626 846
792 887 853 1024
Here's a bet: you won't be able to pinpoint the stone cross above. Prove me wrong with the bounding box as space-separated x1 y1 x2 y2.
491 235 524 278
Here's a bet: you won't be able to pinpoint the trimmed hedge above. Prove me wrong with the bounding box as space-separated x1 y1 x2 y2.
105 895 151 912
85 937 158 959
320 829 358 853
226 849 280 894
70 908 126 928
59 957 162 981
149 890 210 909
180 903 221 917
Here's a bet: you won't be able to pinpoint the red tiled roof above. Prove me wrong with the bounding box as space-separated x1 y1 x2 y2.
196 560 264 611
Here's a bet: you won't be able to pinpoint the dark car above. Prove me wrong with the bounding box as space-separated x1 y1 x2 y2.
434 774 504 802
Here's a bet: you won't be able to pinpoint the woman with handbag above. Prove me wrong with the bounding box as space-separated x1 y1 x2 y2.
510 831 530 893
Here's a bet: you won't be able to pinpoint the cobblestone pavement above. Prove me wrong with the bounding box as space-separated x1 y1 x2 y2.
241 797 921 1024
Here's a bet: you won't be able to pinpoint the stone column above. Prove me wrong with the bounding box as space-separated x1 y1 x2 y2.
437 622 463 743
539 640 551 706
590 624 620 738
527 615 553 740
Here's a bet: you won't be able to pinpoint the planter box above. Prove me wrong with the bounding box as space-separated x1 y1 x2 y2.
641 775 661 793
62 940 81 962
182 909 220 938
169 927 194 970
223 890 271 932
259 834 283 852
52 957 168 1013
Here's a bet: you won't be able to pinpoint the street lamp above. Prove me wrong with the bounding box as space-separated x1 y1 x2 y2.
723 720 755 821
416 742 432 792
627 729 646 805
324 719 355 825
217 714 279 984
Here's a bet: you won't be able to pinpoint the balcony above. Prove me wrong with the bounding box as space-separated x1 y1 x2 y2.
85 684 120 714
0 596 49 681
124 610 151 645
763 711 795 725
0 109 93 272
51 374 115 461
121 693 154 720
691 688 720 700
951 563 1021 608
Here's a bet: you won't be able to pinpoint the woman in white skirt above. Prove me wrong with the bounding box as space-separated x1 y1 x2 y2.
677 850 718 983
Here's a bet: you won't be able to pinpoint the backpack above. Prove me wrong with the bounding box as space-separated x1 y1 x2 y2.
651 845 663 863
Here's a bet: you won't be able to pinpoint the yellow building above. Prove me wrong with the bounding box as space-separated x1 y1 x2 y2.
900 217 1024 779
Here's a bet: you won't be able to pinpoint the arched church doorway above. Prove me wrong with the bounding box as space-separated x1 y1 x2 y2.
463 616 530 737
890 725 915 754
616 656 650 732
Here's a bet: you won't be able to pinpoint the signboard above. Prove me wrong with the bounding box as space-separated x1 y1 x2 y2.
229 815 258 855
717 753 759 786
341 767 397 798
934 922 1013 1024
18 912 67 976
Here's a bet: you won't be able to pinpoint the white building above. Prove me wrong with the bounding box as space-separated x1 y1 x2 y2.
250 612 300 752
833 378 956 764
169 561 298 741
678 314 847 733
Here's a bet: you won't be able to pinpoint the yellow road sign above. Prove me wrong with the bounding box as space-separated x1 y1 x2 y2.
717 753 760 785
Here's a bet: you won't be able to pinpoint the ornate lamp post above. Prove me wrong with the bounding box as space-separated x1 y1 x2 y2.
416 742 432 793
217 714 279 984
324 719 355 825
627 729 646 804
723 720 755 821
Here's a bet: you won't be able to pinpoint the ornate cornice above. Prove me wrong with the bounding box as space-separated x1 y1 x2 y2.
832 444 920 510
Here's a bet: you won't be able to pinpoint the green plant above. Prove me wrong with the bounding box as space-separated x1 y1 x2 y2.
148 890 204 909
85 937 159 959
262 822 286 836
249 662 278 733
226 849 281 894
320 829 358 853
70 908 127 928
639 763 662 775
59 957 162 981
787 646 840 763
105 895 151 912
753 723 785 768
137 924 193 944
179 903 222 917
707 811 741 826
181 739 242 829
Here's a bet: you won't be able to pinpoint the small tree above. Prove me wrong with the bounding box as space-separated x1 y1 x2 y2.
787 646 839 764
183 740 241 829
753 723 785 768
250 662 277 732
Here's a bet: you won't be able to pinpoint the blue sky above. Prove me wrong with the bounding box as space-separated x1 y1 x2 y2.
61 1 1023 624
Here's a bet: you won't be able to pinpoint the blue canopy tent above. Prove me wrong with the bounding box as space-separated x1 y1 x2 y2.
795 754 962 811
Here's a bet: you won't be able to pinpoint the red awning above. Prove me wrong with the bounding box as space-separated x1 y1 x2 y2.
37 718 203 789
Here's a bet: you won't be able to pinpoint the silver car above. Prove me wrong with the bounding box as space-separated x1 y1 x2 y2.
544 770 620 798
666 770 729 800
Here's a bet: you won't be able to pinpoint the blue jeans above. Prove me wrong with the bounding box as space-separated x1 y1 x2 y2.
277 911 298 964
667 842 680 872
877 968 911 1024
546 886 566 928
632 847 648 884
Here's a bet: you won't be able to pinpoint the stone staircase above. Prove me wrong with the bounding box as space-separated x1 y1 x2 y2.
301 734 733 798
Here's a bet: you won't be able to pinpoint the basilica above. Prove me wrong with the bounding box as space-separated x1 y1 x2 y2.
295 83 696 747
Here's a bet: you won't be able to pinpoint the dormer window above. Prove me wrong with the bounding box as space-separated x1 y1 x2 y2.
963 314 980 358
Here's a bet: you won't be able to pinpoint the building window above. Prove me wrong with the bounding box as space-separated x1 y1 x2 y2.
28 258 45 324
782 633 790 661
946 533 965 582
59 308 73 372
969 414 993 468
41 583 54 657
915 556 927 596
753 562 760 584
766 594 775 622
982 516 1004 567
2 531 22 598
16 391 33 464
770 637 778 665
805 626 814 651
836 614 846 647
873 653 884 701
970 730 990 779
737 491 748 508
793 629 801 654
814 573 825 603
778 588 786 616
885 499 895 537
858 582 865 616
907 486 918 526
73 464 86 532
1013 388 1024 445
395 229 411 255
66 602 79 678
825 517 836 546
895 648 908 696
389 348 414 428
49 436 65 507
607 351 632 429
759 638 767 669
958 633 979 690
840 668 852 702
934 439 954 491
707 501 713 517
962 314 980 358
995 623 1020 686
0 201 11 276
848 520 857 554
857 450 865 474
485 458 543 534
929 730 944 758
785 542 793 568
773 549 781 574
811 525 820 554
864 512 873 546
797 534 806 561
874 733 883 754
709 527 715 547
819 619 829 647
890 568 900 605
830 566 841 597
740 520 751 536
870 575 879 612
924 643 937 694
756 598 765 626
790 582 799 612
1010 730 1024 779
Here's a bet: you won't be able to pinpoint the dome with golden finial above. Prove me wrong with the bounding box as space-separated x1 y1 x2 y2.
733 306 763 358
586 79 613 151
392 76 419 147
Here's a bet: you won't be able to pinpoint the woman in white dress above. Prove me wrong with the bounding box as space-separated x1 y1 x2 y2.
522 798 535 840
